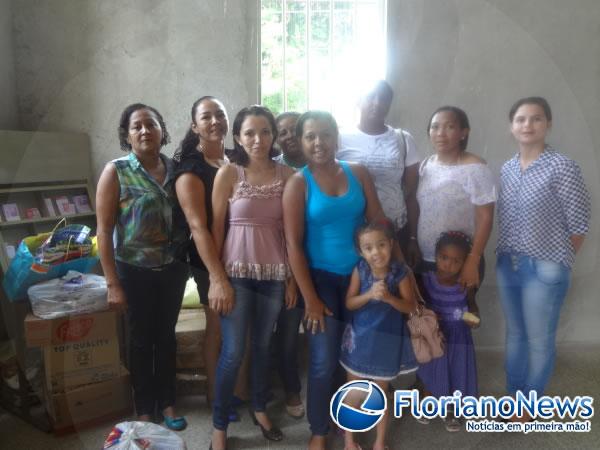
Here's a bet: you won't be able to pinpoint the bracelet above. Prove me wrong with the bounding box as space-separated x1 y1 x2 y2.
468 252 481 259
409 236 417 241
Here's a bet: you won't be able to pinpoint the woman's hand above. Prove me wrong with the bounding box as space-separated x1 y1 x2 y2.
303 299 332 334
285 277 298 309
459 255 480 289
107 284 127 313
208 276 235 315
405 239 422 269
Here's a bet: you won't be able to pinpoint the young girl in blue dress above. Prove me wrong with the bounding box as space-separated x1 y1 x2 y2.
417 231 480 432
340 221 417 450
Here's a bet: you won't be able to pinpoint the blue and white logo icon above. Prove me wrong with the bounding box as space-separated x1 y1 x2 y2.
330 380 387 432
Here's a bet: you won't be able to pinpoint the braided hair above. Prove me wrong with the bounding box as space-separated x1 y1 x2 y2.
434 231 472 258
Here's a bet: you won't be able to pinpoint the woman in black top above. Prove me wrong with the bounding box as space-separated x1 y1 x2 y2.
173 96 242 408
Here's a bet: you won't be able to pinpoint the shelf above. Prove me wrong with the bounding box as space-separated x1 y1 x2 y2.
0 183 88 195
0 213 96 228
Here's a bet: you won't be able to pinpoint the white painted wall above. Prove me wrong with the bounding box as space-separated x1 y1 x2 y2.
7 0 600 346
0 0 18 128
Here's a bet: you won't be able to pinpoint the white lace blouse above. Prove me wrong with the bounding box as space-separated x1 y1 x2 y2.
416 156 497 262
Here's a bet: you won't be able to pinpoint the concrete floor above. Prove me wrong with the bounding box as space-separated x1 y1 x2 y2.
0 345 598 450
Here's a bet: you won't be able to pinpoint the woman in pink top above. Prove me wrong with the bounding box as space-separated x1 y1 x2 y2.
209 105 295 450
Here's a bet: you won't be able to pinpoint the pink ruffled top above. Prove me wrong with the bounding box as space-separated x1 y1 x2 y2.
222 164 289 281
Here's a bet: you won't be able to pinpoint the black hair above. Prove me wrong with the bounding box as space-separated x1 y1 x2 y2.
229 105 279 166
354 218 395 250
365 79 394 104
427 105 470 151
276 111 301 126
295 110 339 141
434 231 472 258
508 96 552 122
172 96 220 163
118 103 170 151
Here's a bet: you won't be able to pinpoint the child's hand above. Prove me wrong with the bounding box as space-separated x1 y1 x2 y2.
370 280 389 302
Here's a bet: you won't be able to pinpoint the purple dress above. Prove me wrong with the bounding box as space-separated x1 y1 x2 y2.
417 271 478 397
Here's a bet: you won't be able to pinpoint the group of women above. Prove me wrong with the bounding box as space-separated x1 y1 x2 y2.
96 81 590 450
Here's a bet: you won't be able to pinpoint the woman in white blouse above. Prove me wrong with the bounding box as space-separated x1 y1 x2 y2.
416 106 496 293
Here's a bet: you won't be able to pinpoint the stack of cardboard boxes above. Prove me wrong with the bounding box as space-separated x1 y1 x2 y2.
175 308 207 396
24 310 131 433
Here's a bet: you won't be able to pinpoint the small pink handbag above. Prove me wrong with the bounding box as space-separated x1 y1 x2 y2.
407 281 445 364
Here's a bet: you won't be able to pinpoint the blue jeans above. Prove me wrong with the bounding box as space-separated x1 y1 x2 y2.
275 304 304 395
496 253 570 396
306 269 351 436
213 278 284 430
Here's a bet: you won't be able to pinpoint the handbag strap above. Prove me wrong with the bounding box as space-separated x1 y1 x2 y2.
51 217 68 233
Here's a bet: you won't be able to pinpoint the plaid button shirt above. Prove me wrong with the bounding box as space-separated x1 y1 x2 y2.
496 147 590 268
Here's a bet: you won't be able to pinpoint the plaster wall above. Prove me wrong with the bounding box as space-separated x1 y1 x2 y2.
12 0 255 178
0 0 18 129
9 0 600 346
387 0 600 346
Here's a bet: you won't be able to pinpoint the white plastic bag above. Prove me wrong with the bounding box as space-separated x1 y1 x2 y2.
27 270 107 319
103 421 187 449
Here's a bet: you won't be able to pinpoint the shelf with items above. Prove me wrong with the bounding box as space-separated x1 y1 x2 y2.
0 183 97 273
0 129 97 431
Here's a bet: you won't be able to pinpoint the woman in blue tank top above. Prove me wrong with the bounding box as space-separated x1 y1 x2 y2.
283 110 386 450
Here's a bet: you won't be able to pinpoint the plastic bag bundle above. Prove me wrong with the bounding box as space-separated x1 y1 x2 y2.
103 421 187 450
2 224 98 301
27 270 107 319
34 224 93 267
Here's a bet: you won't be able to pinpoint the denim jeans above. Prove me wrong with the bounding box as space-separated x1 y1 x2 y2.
496 253 570 396
213 278 284 430
306 268 351 436
275 304 304 395
117 260 188 416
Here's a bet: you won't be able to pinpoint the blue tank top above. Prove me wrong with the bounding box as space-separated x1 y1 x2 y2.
302 161 366 275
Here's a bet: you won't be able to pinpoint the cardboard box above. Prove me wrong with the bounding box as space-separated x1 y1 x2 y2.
176 351 205 370
46 366 131 433
44 337 120 391
175 309 205 369
176 371 207 396
24 310 116 348
175 309 205 351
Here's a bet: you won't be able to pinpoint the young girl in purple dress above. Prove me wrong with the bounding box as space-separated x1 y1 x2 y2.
417 231 480 432
340 221 417 450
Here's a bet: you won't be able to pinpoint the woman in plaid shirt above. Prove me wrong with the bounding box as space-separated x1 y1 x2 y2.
496 97 590 421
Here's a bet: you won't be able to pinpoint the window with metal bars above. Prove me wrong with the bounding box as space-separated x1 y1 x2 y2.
260 0 387 125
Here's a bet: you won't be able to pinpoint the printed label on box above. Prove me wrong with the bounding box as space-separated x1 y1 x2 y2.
44 337 120 391
24 310 115 347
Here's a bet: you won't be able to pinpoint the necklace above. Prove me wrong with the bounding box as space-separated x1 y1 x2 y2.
198 144 225 168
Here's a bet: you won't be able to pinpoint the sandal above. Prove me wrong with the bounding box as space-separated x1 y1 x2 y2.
444 416 461 432
162 414 188 431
